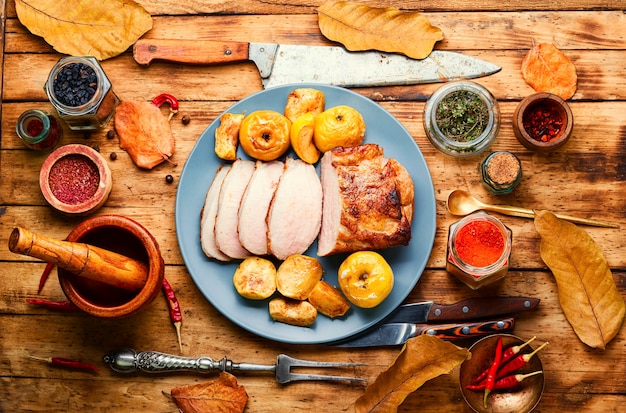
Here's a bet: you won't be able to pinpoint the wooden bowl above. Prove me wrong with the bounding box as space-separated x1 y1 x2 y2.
513 93 573 152
58 215 164 318
40 144 112 216
460 334 545 413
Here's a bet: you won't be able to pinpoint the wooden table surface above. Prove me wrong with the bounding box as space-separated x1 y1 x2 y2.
1 0 625 411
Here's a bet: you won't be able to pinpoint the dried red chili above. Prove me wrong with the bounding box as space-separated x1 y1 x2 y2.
472 336 537 384
26 298 79 312
522 102 563 142
28 354 99 372
37 262 55 293
467 370 543 391
152 93 179 120
162 277 183 352
483 336 503 408
455 220 505 267
494 341 548 379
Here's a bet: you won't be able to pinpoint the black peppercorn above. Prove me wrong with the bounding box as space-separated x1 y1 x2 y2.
165 174 174 184
107 130 115 139
181 114 191 125
92 145 100 152
109 152 117 161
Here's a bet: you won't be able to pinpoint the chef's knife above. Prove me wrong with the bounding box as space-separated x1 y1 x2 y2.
133 39 501 89
385 297 540 324
334 318 515 348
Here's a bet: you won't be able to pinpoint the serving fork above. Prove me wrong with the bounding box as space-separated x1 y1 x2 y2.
103 348 366 384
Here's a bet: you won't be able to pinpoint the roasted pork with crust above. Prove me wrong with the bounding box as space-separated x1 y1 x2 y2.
238 160 284 255
200 165 232 261
214 159 255 259
267 157 323 260
317 144 413 256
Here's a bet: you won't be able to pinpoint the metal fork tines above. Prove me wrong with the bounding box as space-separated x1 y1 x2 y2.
103 348 367 385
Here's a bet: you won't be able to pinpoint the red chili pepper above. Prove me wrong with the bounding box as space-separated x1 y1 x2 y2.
495 341 548 379
26 298 79 312
467 370 543 391
162 277 183 352
472 336 537 384
37 262 55 293
28 354 99 372
483 336 503 408
152 93 179 121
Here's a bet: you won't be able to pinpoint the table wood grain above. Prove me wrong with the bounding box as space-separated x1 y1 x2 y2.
1 1 624 411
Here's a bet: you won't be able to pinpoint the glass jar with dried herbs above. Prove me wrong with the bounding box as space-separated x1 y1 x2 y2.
424 81 500 158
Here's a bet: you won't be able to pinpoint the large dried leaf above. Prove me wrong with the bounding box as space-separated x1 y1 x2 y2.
171 372 248 413
317 1 443 60
114 100 176 169
535 210 625 349
521 42 577 100
15 0 152 61
354 335 470 413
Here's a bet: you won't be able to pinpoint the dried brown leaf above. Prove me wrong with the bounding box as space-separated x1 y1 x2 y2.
354 335 470 413
317 0 443 60
15 0 152 61
535 210 625 349
171 372 248 413
114 100 176 169
521 42 577 100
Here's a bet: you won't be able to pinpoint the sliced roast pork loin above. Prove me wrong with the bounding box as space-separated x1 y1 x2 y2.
238 160 284 255
200 165 232 261
267 157 323 260
214 159 255 259
317 144 414 257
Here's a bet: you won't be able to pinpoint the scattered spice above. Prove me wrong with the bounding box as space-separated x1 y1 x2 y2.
181 114 191 125
27 354 99 372
162 277 183 352
109 152 117 161
48 154 100 205
53 62 98 107
522 101 563 142
107 129 115 139
165 174 174 184
436 90 489 142
455 220 505 267
26 298 79 312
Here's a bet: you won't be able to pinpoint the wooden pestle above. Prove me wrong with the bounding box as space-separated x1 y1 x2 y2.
9 227 148 292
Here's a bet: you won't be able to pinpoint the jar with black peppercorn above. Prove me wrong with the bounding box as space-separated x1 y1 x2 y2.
15 109 63 151
480 151 522 195
44 56 120 131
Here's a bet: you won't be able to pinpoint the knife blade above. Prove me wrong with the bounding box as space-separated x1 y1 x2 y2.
384 297 539 324
133 39 501 88
334 318 515 347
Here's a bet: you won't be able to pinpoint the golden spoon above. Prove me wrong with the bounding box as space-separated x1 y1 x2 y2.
446 189 619 228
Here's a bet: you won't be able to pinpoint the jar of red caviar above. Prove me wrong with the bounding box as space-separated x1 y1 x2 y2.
15 109 62 151
446 212 512 289
44 56 120 131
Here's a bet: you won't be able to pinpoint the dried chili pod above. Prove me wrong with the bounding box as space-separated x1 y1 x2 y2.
151 93 179 120
162 277 183 352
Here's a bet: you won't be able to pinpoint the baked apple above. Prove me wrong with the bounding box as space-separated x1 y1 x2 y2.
214 112 244 160
276 254 323 300
337 251 394 308
269 297 318 327
233 256 277 300
239 110 291 161
284 88 325 123
290 112 320 164
313 105 366 152
307 280 351 318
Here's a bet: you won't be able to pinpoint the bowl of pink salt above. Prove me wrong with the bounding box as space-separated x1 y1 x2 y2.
40 144 112 216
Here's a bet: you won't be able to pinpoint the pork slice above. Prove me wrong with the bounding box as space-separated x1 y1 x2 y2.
267 157 322 260
317 144 413 257
215 159 255 259
200 165 232 261
238 160 285 255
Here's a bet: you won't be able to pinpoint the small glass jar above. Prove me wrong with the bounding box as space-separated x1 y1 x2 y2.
480 151 523 195
424 81 500 158
15 109 63 151
44 56 120 131
446 212 512 289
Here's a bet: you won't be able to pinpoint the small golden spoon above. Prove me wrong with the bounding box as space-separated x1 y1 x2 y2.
446 189 619 228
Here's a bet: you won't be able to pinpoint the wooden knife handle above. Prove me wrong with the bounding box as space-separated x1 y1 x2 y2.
415 318 515 340
133 39 250 66
427 297 540 321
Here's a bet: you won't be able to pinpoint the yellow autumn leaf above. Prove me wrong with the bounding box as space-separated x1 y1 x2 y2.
15 0 153 61
534 210 625 350
354 335 470 413
317 0 443 60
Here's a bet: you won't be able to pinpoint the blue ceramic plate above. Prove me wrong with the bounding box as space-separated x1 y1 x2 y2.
175 84 436 344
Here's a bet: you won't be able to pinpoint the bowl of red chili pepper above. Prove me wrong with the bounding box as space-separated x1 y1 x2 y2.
513 92 573 152
460 334 546 413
